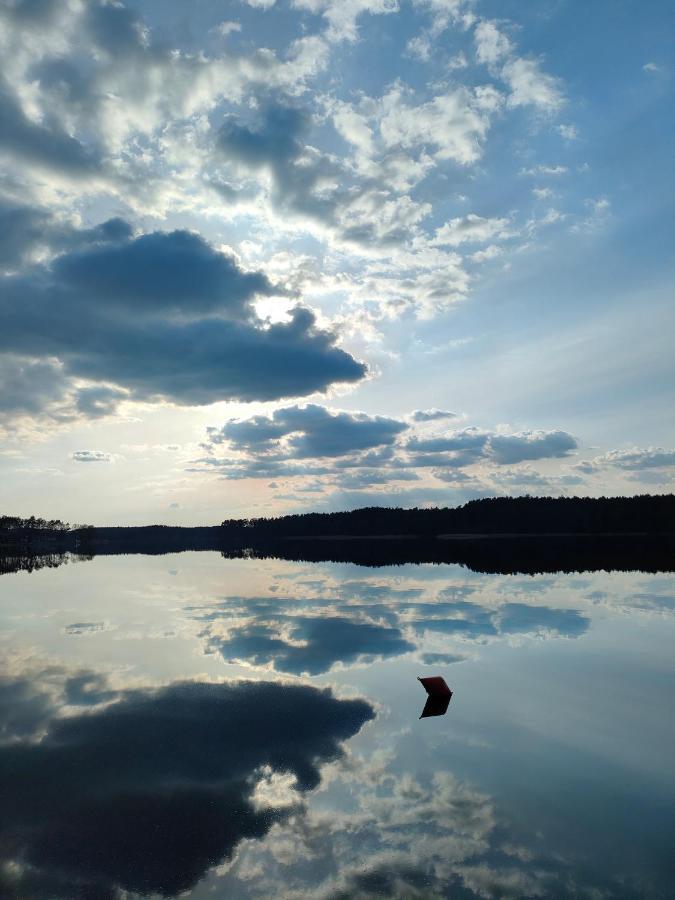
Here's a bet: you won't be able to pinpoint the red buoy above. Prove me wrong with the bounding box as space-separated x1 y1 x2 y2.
417 675 453 718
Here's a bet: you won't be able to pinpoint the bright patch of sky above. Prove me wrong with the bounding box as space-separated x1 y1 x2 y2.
0 0 673 523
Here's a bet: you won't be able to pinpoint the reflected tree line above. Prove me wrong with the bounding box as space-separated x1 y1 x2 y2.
1 496 674 575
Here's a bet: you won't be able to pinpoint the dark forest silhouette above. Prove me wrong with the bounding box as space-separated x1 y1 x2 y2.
1 495 673 575
220 494 675 538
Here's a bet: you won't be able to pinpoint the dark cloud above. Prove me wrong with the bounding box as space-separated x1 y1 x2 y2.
487 430 578 465
85 0 147 57
209 404 407 459
0 228 367 408
74 385 128 418
52 229 274 317
0 198 131 271
406 429 490 453
0 673 374 897
1 0 63 26
0 356 69 416
0 79 98 176
217 101 343 226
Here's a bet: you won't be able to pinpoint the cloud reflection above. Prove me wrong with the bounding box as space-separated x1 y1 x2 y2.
0 669 374 897
192 582 590 676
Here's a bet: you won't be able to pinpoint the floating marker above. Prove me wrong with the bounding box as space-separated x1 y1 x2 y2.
418 675 453 718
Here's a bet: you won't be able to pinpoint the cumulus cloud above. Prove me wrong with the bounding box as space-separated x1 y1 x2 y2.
487 430 578 465
208 404 406 459
578 447 675 475
199 410 580 503
406 426 490 461
0 226 366 411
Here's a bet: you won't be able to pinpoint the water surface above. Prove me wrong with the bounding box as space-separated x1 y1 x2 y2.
1 552 673 898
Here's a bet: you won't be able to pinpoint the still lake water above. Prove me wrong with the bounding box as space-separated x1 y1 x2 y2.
1 552 674 899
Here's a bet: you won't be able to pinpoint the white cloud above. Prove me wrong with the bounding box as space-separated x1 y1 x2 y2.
72 450 112 463
292 0 399 43
474 19 512 67
558 123 578 140
520 164 568 176
502 57 564 110
532 186 556 200
215 21 243 36
376 83 501 164
433 214 515 246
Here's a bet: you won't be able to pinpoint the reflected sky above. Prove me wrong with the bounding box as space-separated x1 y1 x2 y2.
1 553 674 898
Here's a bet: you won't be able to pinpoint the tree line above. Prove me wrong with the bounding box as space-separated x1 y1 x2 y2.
221 494 675 538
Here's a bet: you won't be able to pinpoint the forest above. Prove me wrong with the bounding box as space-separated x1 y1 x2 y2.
221 494 675 539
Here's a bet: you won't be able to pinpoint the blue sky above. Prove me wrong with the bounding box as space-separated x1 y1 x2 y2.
0 0 672 524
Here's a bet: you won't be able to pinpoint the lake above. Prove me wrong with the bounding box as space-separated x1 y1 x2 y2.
1 551 674 898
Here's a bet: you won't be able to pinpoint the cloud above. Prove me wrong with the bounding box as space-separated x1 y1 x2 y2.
74 385 128 419
0 79 99 178
411 408 460 422
217 100 347 228
502 57 563 110
0 199 133 272
0 672 374 897
199 413 580 497
520 164 568 176
474 19 563 111
0 355 69 418
63 622 106 635
208 404 406 458
474 19 512 66
558 123 578 140
487 430 577 465
0 226 366 410
292 0 399 43
375 82 500 166
578 447 675 473
52 229 275 317
432 213 515 246
71 450 112 463
405 428 489 453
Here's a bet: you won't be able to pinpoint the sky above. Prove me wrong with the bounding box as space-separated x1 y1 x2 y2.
0 0 673 525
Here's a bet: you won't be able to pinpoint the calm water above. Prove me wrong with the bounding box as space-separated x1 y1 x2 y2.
1 552 674 899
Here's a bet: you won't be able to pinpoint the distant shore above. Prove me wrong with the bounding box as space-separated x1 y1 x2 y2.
2 496 674 574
